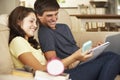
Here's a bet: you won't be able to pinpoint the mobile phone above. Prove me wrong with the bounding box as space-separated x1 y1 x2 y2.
82 40 92 53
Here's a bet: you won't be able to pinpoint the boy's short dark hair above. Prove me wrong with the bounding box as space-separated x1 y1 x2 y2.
34 0 60 16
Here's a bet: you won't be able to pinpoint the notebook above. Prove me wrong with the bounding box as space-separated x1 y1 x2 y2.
104 33 120 55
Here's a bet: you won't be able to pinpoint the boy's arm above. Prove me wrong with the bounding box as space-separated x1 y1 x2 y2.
44 51 57 60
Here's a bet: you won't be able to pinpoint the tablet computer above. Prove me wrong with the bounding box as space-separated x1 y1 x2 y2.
80 42 110 64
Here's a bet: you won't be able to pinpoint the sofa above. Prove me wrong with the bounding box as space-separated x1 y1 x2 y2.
0 10 120 80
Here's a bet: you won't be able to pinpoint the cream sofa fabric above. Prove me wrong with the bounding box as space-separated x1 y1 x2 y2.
0 75 33 80
57 9 72 29
0 14 8 26
72 32 120 47
0 24 14 74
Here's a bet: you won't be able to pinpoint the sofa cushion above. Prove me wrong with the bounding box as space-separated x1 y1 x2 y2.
0 75 33 80
57 9 72 29
0 14 8 26
0 24 14 74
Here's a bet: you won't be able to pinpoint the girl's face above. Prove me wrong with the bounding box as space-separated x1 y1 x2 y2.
20 12 38 39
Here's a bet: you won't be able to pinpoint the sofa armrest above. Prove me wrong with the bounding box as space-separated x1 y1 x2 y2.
0 75 33 80
0 70 34 80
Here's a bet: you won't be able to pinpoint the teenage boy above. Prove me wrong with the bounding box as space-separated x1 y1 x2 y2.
34 0 120 80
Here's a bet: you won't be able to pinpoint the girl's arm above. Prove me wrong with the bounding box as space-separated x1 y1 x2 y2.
18 52 47 71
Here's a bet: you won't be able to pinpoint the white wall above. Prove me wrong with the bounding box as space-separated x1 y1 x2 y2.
0 0 19 14
59 0 107 7
59 0 90 7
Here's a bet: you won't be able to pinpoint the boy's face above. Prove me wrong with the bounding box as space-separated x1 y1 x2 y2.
38 10 59 29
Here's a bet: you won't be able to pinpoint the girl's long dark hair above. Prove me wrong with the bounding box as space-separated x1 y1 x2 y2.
8 6 40 49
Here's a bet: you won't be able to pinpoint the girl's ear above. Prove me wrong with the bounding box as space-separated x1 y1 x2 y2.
17 20 22 26
37 14 42 20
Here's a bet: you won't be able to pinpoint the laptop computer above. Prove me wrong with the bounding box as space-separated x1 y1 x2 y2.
104 33 120 55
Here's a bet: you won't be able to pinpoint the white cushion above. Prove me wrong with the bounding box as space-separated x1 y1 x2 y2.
0 24 14 74
0 14 8 26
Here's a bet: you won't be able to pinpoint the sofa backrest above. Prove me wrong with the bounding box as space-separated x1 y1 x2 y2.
0 24 14 74
72 31 119 47
0 14 8 26
57 9 72 29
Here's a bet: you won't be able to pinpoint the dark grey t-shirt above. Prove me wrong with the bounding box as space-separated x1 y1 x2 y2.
38 24 79 59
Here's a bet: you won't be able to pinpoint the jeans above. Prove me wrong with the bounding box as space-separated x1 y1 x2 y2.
65 51 120 80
